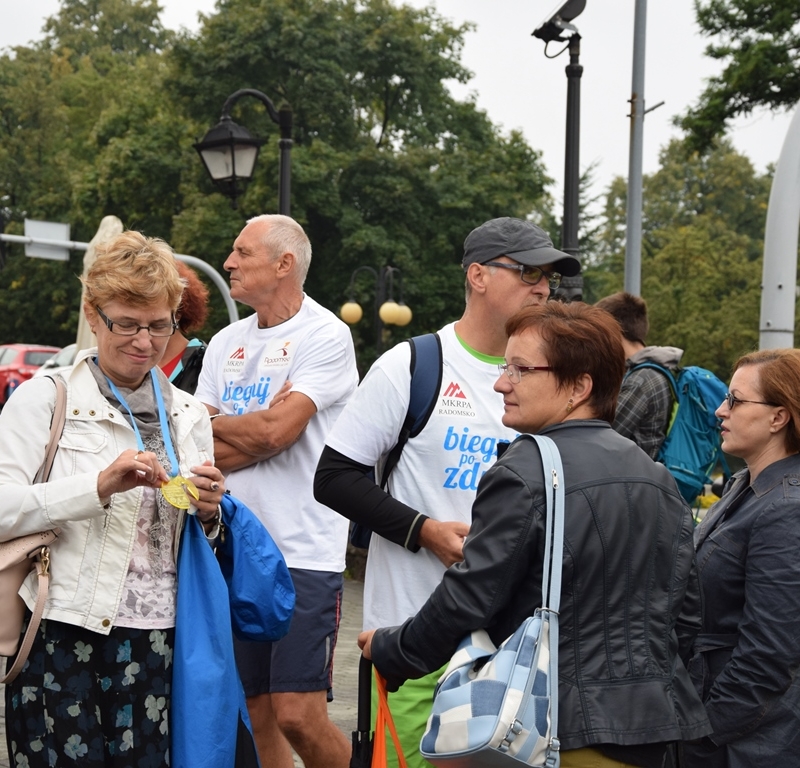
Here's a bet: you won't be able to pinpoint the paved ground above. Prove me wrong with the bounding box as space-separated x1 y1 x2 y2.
0 578 364 768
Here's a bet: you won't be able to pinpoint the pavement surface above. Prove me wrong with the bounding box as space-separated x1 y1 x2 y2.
0 578 365 768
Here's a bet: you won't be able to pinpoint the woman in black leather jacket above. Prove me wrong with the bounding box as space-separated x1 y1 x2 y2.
681 349 800 768
359 301 710 768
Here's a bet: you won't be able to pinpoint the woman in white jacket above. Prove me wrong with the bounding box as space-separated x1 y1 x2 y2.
0 231 225 767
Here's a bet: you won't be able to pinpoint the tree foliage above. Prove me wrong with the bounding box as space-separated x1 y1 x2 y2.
585 140 771 378
1 0 783 379
0 0 553 370
680 0 800 150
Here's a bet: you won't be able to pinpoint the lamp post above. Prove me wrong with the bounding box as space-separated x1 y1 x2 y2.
533 0 586 302
194 88 293 213
340 266 412 357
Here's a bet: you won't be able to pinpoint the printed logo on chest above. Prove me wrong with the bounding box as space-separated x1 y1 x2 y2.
262 341 293 367
438 381 476 418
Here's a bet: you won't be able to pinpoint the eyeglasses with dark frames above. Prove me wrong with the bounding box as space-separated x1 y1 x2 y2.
482 261 562 289
724 392 778 410
498 362 553 384
96 307 177 338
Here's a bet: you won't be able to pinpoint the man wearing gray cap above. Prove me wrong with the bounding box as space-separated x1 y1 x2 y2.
315 217 579 767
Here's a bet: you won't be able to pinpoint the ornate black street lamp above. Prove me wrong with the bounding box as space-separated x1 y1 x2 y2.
533 0 586 301
194 88 293 213
340 266 412 357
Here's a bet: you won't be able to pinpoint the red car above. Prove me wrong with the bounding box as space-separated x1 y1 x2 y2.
0 343 61 407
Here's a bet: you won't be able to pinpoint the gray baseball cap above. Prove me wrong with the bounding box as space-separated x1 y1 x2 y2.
462 217 581 277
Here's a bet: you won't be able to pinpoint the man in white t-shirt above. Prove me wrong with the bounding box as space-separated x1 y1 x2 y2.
195 214 358 768
315 217 580 767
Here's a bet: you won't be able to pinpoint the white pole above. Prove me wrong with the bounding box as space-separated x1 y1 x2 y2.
759 102 800 349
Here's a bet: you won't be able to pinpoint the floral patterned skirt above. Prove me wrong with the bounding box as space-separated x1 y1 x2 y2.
5 618 174 767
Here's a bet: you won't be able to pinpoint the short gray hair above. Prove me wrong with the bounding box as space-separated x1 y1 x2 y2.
247 214 312 286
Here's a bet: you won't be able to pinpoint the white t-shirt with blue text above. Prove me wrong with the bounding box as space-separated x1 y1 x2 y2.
195 295 359 572
325 322 517 629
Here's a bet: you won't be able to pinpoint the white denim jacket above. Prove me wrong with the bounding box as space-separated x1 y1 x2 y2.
0 348 213 635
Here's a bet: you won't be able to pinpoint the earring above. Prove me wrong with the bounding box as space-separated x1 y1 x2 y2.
566 398 574 414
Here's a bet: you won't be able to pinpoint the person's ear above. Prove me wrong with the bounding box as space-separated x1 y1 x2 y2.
275 251 295 278
570 373 593 407
466 263 489 295
769 406 791 433
84 303 98 335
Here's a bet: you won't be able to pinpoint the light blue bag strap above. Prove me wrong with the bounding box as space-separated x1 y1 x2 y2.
530 434 565 765
533 435 565 613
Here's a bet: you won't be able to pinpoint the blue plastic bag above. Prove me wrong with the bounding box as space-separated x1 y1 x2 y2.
217 492 295 642
172 514 255 768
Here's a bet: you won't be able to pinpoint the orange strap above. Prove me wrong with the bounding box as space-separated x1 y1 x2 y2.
372 670 408 768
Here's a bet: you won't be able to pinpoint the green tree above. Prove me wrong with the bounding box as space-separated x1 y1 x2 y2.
166 0 554 368
0 0 184 345
643 222 761 376
580 175 627 303
0 0 555 366
585 140 771 377
680 0 800 150
42 0 171 70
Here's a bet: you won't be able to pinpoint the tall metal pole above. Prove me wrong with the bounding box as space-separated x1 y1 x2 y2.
563 34 582 260
559 33 584 301
625 0 647 296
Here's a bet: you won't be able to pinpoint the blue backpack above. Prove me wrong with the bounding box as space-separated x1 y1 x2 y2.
630 362 729 504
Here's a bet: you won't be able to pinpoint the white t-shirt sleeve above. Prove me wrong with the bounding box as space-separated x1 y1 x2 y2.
288 323 358 414
325 342 412 467
194 329 226 410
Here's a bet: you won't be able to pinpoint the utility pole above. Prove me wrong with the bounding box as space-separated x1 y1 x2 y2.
625 0 647 296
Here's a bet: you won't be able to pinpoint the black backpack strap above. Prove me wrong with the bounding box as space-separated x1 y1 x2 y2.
379 333 443 490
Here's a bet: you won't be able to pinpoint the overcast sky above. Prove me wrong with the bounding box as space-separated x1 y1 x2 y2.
3 0 795 204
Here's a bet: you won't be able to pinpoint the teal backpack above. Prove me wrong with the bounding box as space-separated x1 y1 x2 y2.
630 362 729 504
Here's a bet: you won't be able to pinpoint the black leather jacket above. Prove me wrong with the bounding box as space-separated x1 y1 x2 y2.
682 454 800 767
371 420 711 749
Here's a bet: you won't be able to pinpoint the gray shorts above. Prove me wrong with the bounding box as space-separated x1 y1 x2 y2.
233 568 343 699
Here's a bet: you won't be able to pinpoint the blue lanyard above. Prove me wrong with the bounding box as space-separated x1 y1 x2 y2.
105 368 180 478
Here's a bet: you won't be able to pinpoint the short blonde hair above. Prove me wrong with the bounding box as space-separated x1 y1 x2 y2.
82 231 185 312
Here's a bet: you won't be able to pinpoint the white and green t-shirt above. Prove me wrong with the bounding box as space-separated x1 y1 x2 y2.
325 322 517 629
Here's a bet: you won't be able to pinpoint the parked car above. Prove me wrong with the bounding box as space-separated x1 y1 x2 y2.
33 343 78 380
0 343 61 407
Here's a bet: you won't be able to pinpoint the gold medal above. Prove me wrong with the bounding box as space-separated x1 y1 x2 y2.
161 476 200 509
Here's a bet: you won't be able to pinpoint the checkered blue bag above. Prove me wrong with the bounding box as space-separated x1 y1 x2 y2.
420 435 564 767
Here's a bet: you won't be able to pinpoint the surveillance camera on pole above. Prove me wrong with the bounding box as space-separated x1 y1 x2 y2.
532 0 586 44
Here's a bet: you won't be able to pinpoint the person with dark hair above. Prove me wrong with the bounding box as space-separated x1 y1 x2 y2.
315 217 580 767
359 301 711 768
595 291 682 459
159 261 210 394
682 348 800 767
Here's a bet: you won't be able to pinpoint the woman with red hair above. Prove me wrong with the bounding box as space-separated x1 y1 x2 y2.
159 261 210 394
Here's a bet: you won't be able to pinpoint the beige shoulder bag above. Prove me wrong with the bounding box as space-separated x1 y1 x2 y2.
0 376 67 684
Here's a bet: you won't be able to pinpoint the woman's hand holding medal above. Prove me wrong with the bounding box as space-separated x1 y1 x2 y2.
97 452 224 521
185 460 226 523
98 448 170 500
